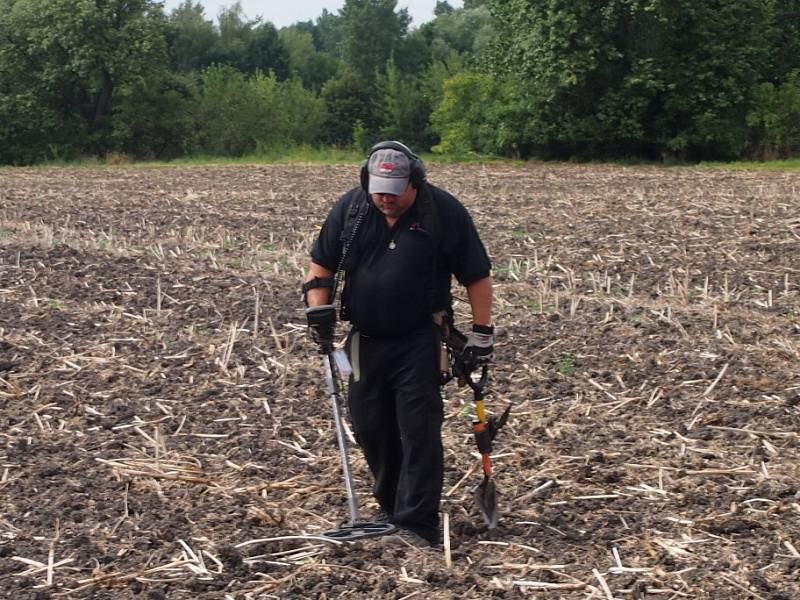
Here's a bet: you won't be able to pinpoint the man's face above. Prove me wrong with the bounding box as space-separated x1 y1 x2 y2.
371 183 417 220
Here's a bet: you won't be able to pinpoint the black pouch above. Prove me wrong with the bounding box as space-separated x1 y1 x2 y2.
432 310 467 385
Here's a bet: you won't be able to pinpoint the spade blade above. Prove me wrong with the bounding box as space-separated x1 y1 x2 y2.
474 476 498 529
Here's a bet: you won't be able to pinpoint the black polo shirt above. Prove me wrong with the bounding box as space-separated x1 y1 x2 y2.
311 183 491 337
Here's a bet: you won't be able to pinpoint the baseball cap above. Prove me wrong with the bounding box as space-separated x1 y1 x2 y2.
367 148 411 195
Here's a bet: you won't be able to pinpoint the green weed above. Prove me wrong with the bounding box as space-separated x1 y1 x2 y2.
556 352 576 376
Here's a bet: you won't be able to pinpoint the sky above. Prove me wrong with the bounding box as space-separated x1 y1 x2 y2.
161 1 463 29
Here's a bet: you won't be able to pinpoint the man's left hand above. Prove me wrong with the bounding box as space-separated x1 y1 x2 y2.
462 323 494 369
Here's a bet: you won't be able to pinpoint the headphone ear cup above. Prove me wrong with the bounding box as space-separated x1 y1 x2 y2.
411 159 426 188
360 159 369 191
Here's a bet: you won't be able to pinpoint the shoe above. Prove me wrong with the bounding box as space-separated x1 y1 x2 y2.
380 528 432 548
373 508 392 524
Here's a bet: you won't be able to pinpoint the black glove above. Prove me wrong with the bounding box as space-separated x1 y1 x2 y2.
305 304 337 353
459 323 494 372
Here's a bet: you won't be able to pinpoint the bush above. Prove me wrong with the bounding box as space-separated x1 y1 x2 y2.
195 66 325 156
430 71 522 156
111 73 199 159
747 72 800 159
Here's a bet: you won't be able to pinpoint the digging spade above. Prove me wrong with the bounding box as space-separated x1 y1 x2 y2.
465 365 511 529
319 350 397 541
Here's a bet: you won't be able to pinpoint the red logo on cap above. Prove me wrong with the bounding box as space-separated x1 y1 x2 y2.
379 162 395 173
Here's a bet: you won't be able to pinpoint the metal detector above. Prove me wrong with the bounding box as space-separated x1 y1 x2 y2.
320 350 397 541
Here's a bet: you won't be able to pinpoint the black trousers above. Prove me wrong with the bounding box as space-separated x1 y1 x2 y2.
346 322 443 544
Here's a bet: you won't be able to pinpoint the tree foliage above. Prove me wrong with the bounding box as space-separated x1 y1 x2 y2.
340 0 411 85
111 72 198 159
279 27 339 92
320 71 376 146
212 3 289 77
166 1 216 72
430 71 522 155
747 70 800 158
481 0 785 159
2 0 800 163
195 65 325 156
0 0 167 163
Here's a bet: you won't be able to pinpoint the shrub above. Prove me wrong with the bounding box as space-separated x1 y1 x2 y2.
747 71 800 159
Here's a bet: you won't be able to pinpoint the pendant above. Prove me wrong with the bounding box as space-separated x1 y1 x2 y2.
388 240 396 250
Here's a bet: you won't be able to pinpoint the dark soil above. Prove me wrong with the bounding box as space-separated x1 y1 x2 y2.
0 163 798 598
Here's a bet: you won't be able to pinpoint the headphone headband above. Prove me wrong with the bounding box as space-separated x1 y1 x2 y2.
368 140 419 161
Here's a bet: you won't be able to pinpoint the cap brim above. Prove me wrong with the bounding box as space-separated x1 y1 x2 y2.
369 175 409 196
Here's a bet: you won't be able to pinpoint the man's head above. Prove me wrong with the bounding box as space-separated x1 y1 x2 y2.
363 141 425 195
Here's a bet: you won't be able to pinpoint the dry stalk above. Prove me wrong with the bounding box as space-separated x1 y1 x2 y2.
443 512 452 569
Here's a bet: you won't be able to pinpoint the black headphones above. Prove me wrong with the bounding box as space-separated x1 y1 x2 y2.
360 140 427 192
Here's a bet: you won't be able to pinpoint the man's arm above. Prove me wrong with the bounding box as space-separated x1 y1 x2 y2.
466 275 493 326
303 262 337 353
304 262 335 307
461 275 494 368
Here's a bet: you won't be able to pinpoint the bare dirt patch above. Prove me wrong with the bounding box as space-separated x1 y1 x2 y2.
1 163 799 599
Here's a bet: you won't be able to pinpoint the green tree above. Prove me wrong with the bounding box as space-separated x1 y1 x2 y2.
430 70 521 155
393 25 432 77
311 9 345 55
111 73 198 158
655 1 773 159
279 27 339 91
213 3 289 78
320 71 377 145
272 77 328 147
434 2 455 17
375 57 432 148
165 1 216 72
770 1 800 82
485 0 775 160
195 65 256 156
0 0 168 163
195 65 325 156
241 23 289 77
747 70 800 158
429 2 494 58
340 0 411 84
747 2 800 157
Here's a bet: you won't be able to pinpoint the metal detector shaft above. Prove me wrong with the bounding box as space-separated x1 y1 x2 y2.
322 353 360 525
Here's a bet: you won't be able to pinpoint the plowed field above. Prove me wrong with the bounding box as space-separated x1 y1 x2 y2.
1 163 799 599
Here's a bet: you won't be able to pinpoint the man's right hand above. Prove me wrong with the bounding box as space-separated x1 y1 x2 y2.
305 304 337 353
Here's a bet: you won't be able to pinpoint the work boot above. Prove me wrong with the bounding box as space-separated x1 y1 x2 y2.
372 508 392 524
380 528 432 548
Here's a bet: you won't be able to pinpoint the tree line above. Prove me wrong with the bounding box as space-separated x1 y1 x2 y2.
1 0 798 165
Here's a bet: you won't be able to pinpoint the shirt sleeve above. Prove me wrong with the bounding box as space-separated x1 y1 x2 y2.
310 190 354 272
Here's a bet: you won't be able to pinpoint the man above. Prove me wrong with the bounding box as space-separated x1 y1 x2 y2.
303 141 493 547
